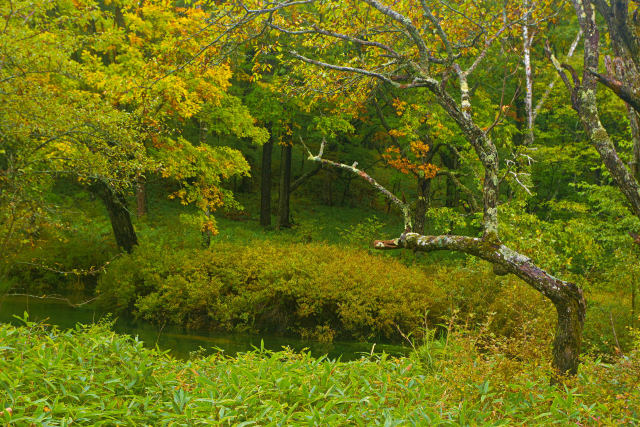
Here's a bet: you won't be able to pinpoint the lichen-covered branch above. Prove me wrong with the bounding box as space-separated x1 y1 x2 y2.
301 139 411 228
288 51 400 87
374 232 586 376
565 0 640 221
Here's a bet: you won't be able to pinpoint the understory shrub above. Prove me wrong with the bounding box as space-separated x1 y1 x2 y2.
5 231 115 296
98 241 451 341
97 240 633 351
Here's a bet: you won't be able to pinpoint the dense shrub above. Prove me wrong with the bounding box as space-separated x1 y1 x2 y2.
5 231 115 296
97 239 635 351
98 241 451 341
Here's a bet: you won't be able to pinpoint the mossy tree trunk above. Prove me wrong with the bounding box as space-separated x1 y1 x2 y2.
91 181 138 253
375 233 586 377
560 0 640 221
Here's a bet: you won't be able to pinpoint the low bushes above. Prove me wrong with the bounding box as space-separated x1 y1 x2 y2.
97 239 635 352
97 241 451 341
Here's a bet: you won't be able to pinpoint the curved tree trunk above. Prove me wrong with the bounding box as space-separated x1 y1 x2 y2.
375 232 586 376
561 0 640 221
91 181 138 253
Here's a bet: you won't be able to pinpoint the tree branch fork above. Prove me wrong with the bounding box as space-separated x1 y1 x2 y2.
301 137 586 377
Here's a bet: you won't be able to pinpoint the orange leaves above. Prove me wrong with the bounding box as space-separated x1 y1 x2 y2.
410 140 431 157
382 142 439 178
392 98 408 116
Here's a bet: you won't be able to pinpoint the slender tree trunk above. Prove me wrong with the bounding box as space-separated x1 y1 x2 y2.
202 210 211 248
412 177 431 234
631 281 637 328
629 109 640 184
441 150 459 207
277 143 292 230
91 181 138 253
136 175 147 217
523 0 535 145
260 137 273 227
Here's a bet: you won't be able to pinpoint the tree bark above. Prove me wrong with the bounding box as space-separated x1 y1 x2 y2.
277 143 292 229
523 0 535 145
260 137 273 227
136 175 146 217
412 177 431 234
632 110 640 183
375 232 586 377
565 0 640 221
91 181 138 253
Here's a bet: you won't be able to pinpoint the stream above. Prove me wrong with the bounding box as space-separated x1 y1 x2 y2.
0 295 410 361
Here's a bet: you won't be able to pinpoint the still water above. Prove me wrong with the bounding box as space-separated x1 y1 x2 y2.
0 295 410 361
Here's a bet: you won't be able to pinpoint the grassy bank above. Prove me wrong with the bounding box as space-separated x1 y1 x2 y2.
1 320 638 425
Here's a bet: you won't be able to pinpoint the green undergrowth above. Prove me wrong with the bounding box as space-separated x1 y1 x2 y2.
97 240 451 342
1 320 638 425
96 240 564 344
95 239 636 354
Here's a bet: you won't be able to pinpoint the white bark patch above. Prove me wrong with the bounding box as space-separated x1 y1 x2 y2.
497 245 530 265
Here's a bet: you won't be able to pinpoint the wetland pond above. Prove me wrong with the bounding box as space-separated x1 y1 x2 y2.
0 294 410 361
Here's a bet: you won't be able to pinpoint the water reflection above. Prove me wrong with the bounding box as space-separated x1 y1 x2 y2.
0 295 409 361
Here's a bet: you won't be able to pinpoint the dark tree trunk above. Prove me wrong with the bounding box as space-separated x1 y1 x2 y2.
260 137 273 227
341 177 352 206
91 181 138 253
277 144 292 230
136 176 147 217
201 210 211 248
441 149 459 207
412 177 431 234
630 111 640 183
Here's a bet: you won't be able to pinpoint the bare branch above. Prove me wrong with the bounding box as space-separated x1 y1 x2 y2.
289 51 400 86
5 293 99 308
465 25 508 76
419 0 454 59
588 68 640 114
545 40 576 106
360 0 431 67
242 0 314 13
533 30 582 121
301 138 411 228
